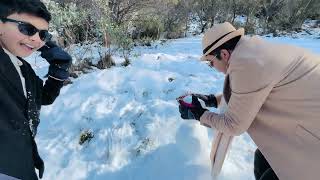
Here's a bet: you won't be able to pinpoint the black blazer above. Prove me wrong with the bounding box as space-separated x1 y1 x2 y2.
0 48 63 180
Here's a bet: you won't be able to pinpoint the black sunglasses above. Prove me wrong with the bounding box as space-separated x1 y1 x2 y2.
0 18 52 42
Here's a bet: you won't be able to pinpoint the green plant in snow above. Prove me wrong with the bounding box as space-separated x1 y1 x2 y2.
79 129 94 145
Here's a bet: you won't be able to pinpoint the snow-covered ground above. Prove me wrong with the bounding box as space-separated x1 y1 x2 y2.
27 33 320 180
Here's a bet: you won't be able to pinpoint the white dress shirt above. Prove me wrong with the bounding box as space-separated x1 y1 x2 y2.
3 48 27 97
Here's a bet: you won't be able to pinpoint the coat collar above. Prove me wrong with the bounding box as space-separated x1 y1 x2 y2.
223 75 231 103
223 38 246 103
0 48 26 99
226 36 247 75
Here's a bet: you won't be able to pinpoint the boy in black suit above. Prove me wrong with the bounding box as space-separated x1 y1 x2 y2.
0 0 71 179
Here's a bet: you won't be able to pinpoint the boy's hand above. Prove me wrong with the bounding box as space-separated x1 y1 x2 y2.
38 41 72 63
35 159 44 179
39 41 72 81
32 140 45 179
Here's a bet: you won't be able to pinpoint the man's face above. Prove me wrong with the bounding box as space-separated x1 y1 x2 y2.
204 53 229 74
0 13 49 57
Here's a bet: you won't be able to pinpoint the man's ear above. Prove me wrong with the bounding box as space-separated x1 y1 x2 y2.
220 49 231 63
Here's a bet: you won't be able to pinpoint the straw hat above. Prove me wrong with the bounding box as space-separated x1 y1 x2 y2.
201 22 244 60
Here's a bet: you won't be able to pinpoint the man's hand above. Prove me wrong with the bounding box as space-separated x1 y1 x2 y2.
38 41 72 81
193 93 218 108
178 95 208 120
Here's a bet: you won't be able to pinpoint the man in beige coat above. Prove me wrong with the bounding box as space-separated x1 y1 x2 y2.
178 22 320 180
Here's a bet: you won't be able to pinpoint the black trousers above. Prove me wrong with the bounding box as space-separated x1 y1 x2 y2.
254 149 279 180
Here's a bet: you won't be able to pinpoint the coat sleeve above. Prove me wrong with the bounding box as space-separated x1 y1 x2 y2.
200 84 273 135
200 54 277 136
23 60 64 106
39 77 64 105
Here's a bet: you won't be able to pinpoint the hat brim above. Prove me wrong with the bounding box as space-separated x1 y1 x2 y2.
201 28 244 61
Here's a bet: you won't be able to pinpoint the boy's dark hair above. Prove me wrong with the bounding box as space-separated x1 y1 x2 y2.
0 0 51 22
209 36 241 60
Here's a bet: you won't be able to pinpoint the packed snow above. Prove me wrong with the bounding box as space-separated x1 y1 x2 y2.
27 33 320 180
